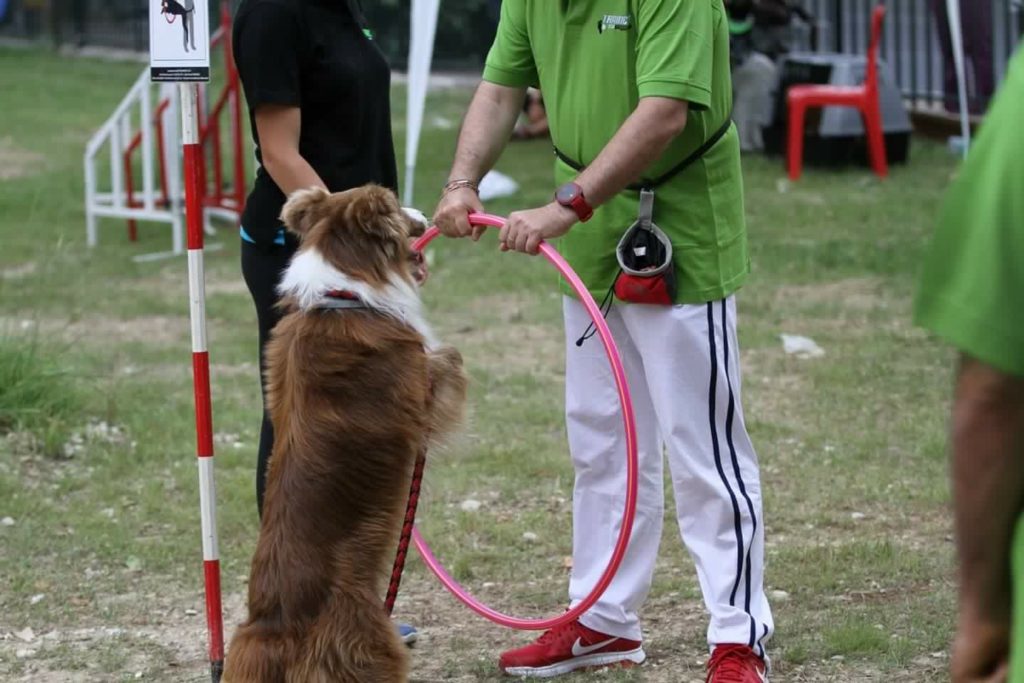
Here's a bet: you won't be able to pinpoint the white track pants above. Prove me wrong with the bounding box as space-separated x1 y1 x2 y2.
564 296 773 655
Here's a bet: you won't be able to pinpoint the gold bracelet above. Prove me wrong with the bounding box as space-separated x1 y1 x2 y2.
442 178 479 196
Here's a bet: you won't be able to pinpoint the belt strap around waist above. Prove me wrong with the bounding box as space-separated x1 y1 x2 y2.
553 118 733 192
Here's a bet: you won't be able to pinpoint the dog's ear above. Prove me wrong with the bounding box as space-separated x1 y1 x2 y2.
344 185 407 241
280 186 330 237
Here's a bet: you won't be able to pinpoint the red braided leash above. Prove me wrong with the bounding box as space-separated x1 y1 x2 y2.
385 448 427 616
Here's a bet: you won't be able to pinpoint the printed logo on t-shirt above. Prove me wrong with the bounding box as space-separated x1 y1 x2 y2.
597 14 632 33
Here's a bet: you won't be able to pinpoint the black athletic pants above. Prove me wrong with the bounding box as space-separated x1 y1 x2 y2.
240 237 298 517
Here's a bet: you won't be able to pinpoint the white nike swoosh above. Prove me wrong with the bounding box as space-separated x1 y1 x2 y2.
571 637 619 657
757 666 768 682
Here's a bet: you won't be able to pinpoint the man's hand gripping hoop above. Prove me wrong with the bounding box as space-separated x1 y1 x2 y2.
410 213 639 630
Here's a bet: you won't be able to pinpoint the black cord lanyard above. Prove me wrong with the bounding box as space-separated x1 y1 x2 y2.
568 120 733 346
554 117 733 191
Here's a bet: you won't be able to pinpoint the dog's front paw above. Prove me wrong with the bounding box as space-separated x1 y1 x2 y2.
427 346 468 439
430 345 463 371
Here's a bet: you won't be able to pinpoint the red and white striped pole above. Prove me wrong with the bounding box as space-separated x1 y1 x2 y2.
180 81 225 683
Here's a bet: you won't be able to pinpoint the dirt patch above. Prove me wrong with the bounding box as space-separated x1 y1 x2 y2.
210 362 259 378
765 276 929 347
1 315 186 346
431 292 565 379
73 315 185 345
462 292 546 318
450 322 564 380
204 279 251 297
740 347 812 430
395 569 947 683
133 269 251 301
0 593 247 681
116 361 257 382
1 262 37 281
0 522 952 683
774 277 886 313
0 138 46 181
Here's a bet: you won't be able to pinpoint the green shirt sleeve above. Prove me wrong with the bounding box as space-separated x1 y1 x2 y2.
482 0 538 88
913 48 1024 377
634 0 713 109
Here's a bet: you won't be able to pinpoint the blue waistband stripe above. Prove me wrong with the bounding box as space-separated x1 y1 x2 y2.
240 226 286 246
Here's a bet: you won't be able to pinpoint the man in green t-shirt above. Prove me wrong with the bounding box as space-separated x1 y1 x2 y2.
914 48 1024 683
433 2 773 680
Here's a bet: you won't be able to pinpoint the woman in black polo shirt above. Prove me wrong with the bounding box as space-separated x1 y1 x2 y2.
232 0 419 644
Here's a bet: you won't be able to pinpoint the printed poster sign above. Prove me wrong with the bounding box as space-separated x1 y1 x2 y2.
149 0 210 82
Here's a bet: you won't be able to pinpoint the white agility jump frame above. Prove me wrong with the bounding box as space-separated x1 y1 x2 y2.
85 7 244 262
85 72 186 260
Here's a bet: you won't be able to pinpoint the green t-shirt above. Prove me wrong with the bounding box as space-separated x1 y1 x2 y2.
483 0 749 304
913 49 1024 378
1014 519 1024 683
914 46 1024 682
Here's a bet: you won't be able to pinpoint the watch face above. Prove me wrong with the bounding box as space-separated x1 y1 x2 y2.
556 183 580 204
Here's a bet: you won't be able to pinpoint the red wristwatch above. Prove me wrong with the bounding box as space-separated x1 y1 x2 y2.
555 182 594 223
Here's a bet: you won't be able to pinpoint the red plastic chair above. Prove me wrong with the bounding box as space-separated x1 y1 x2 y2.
787 4 889 181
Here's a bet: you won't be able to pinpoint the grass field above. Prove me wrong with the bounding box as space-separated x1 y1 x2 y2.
0 46 962 682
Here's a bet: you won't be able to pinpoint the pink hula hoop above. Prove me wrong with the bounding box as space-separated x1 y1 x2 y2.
410 213 638 630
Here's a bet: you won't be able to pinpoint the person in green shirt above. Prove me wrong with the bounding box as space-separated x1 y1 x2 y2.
434 1 773 680
915 46 1024 683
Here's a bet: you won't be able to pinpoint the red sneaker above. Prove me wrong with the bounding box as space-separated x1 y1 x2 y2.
498 619 645 678
706 645 768 682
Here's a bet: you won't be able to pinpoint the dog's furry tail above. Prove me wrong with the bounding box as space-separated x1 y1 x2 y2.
222 621 296 683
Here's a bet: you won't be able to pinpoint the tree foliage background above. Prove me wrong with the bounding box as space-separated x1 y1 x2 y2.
362 0 500 70
0 0 500 71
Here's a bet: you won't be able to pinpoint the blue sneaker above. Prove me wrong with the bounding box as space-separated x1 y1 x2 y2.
397 622 418 646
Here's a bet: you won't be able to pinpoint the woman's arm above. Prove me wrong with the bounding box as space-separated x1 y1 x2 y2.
254 104 327 195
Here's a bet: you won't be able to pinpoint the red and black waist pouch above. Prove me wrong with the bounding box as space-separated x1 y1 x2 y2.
613 189 676 305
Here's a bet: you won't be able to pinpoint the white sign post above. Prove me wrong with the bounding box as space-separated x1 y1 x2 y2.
149 0 211 82
149 0 224 681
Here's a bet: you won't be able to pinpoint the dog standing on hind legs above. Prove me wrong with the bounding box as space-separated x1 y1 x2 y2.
223 184 468 683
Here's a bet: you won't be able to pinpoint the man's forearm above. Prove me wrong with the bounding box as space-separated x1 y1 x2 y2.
449 81 525 183
953 356 1024 622
575 97 689 207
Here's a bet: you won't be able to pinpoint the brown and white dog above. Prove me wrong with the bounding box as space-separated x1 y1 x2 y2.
223 184 468 683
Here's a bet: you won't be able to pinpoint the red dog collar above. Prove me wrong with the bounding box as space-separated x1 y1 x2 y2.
317 290 367 310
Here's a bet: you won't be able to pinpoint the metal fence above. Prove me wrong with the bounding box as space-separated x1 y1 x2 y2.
2 0 1021 107
800 0 1023 112
0 0 185 51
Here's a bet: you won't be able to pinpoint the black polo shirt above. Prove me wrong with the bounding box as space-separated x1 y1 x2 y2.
232 0 398 246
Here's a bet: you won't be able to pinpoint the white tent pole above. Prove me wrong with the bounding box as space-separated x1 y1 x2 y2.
404 0 441 206
403 157 417 208
946 0 971 158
